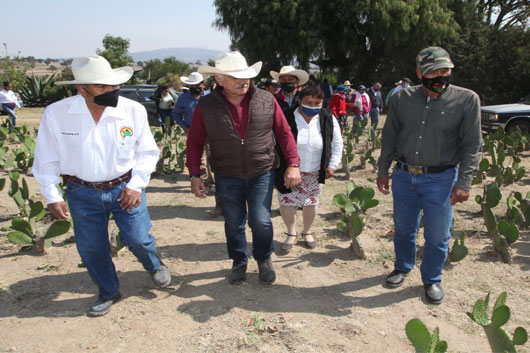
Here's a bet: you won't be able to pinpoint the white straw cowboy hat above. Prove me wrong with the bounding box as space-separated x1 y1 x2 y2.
180 72 204 85
55 55 133 85
343 80 351 86
197 51 262 79
270 66 309 85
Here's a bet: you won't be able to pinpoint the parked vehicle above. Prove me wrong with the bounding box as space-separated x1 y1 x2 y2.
481 93 530 134
118 85 180 126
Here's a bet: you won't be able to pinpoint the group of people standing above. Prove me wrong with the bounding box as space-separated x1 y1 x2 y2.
30 45 481 317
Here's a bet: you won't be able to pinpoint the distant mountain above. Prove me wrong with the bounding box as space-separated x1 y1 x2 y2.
129 47 224 64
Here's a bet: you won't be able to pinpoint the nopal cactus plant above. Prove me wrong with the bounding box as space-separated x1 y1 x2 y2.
467 292 528 353
475 182 520 263
449 232 468 262
334 180 379 258
405 318 448 353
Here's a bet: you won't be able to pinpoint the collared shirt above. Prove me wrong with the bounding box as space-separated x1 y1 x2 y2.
171 91 200 129
0 89 20 107
294 109 343 172
186 91 299 175
377 85 482 190
33 94 160 203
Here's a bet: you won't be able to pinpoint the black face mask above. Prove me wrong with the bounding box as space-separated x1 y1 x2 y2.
189 87 202 95
93 89 120 107
422 74 451 93
280 82 296 93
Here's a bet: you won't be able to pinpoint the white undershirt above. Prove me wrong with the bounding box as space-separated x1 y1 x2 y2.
294 108 343 173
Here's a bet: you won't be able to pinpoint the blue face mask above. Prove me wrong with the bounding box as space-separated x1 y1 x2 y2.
300 104 322 117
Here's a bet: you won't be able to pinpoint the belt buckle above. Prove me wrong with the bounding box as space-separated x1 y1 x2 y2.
408 165 424 175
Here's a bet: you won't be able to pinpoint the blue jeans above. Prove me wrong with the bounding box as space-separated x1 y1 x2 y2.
2 103 16 129
215 170 275 266
369 107 380 130
354 113 368 121
391 166 457 284
66 180 161 299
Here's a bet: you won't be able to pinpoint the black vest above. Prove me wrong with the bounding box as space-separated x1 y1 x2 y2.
275 106 335 194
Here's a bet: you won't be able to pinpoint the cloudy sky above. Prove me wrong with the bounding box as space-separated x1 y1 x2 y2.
4 0 232 58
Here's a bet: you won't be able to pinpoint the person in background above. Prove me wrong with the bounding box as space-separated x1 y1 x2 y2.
157 85 175 126
270 66 309 112
328 85 350 133
385 80 401 109
33 56 170 317
276 85 343 251
377 47 482 304
391 77 412 96
366 82 383 130
263 79 280 95
0 81 21 131
172 72 205 132
352 85 371 122
187 52 301 285
319 78 333 108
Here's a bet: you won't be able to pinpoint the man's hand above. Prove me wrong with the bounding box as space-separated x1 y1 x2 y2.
48 201 69 219
191 178 208 198
117 187 142 211
325 167 335 179
450 187 469 205
377 176 390 195
284 166 301 189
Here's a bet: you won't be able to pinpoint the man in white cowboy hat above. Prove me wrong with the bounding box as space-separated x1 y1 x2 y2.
186 51 301 285
270 65 309 112
33 55 170 317
171 71 205 131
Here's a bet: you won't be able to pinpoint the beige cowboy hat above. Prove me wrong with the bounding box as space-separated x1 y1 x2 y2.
270 66 309 85
55 55 133 85
180 72 204 85
343 80 351 86
197 51 262 79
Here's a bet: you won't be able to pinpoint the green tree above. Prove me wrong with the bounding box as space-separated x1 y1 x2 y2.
214 0 457 84
96 34 133 68
139 57 190 86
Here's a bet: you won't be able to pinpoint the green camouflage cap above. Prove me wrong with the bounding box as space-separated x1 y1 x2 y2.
416 47 454 75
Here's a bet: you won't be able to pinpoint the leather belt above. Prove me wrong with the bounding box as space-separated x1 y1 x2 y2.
396 160 455 175
62 170 132 190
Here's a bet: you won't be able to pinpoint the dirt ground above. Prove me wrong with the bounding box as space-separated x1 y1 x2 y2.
0 109 529 353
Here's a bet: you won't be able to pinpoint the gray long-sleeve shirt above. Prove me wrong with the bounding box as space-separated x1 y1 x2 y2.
377 84 482 190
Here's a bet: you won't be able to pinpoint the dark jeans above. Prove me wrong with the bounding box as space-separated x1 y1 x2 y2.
215 170 275 266
369 107 380 130
2 103 16 130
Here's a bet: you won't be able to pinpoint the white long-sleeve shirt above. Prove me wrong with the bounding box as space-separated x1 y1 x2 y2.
33 94 160 204
0 89 20 107
294 109 343 173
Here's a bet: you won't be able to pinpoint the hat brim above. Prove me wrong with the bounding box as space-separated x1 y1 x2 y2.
421 62 455 75
270 69 309 86
197 61 262 79
55 66 134 85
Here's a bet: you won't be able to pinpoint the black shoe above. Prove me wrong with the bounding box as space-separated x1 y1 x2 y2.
87 293 121 317
424 284 444 304
258 259 276 285
385 270 408 288
228 264 247 285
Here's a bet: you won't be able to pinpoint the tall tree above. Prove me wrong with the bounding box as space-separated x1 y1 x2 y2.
96 34 133 68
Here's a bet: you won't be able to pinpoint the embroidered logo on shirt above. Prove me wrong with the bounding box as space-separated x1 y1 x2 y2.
61 131 80 136
119 126 133 138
